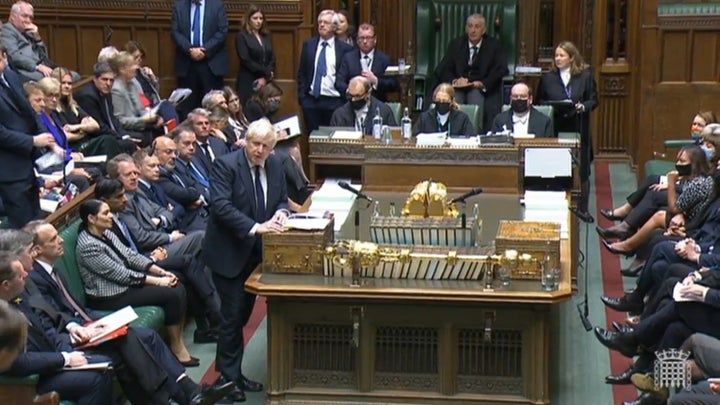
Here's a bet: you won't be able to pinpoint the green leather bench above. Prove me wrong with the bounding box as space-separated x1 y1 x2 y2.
386 102 402 125
0 220 165 405
415 0 517 109
645 139 695 177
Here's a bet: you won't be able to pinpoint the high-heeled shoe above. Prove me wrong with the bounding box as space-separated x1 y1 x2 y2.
596 225 631 240
600 208 626 221
602 239 635 257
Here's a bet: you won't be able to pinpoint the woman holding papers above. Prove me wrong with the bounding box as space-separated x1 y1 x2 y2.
76 199 196 366
51 67 124 158
413 83 474 137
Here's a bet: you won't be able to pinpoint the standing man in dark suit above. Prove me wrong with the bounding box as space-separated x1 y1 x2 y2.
436 14 508 132
330 75 397 134
171 0 229 117
336 23 396 102
490 82 554 137
204 119 289 401
0 44 55 229
297 9 353 132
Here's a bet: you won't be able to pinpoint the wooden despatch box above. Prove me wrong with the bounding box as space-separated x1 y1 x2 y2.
495 220 561 279
262 219 334 274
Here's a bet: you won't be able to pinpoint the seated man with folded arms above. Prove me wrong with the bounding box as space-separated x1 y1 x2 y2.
435 13 508 132
330 75 397 134
491 82 554 137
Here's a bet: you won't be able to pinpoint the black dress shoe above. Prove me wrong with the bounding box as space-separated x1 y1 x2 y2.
601 295 643 313
215 376 246 403
611 321 634 333
621 264 644 277
622 392 666 405
239 375 264 392
600 208 626 221
180 356 200 368
596 225 630 240
605 364 635 385
593 327 638 358
601 239 635 257
190 380 236 405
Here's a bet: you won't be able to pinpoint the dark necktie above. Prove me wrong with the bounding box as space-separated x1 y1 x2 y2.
312 42 328 98
199 142 212 162
52 269 92 322
189 161 209 187
470 46 479 65
191 0 202 46
254 165 266 221
14 298 55 351
103 97 118 133
115 218 139 253
362 54 370 71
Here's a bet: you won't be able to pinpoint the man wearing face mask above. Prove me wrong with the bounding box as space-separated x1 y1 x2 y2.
329 75 396 134
491 82 553 137
413 83 475 137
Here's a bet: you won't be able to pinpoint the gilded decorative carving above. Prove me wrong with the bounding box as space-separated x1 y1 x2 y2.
373 372 439 391
583 0 595 56
292 371 357 389
457 376 523 394
600 75 628 97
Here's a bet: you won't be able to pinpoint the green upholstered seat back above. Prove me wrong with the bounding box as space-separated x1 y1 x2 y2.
55 221 87 305
501 104 554 128
459 103 481 132
415 0 517 106
386 102 402 125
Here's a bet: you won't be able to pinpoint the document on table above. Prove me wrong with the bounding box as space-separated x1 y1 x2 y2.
85 306 138 343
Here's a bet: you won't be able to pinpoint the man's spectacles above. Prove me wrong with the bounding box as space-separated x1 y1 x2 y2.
357 36 375 42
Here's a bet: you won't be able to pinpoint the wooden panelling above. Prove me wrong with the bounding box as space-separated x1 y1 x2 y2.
691 32 718 81
659 32 690 82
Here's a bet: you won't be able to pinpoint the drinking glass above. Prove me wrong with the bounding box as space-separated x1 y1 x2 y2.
398 58 406 73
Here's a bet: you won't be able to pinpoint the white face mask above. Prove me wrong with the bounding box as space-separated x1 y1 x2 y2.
701 145 715 160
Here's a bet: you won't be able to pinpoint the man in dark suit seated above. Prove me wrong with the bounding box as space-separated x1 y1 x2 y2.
19 223 231 404
330 76 397 134
297 9 353 132
187 108 229 182
107 153 205 258
204 118 290 401
436 14 508 132
153 135 210 215
0 244 114 405
0 300 26 372
490 83 554 137
74 61 144 151
171 0 229 117
169 125 211 199
336 23 397 102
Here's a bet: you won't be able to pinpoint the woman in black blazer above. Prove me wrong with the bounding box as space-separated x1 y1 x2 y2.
538 41 598 214
235 5 275 104
413 83 475 136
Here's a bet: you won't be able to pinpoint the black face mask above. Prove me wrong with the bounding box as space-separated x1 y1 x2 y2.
511 99 529 114
435 102 451 115
675 163 692 176
350 98 368 111
268 99 281 114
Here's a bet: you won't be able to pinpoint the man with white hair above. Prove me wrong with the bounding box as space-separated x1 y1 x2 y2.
297 9 353 132
203 118 289 401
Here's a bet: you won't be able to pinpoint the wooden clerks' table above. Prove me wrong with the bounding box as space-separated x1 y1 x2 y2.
246 194 577 405
308 133 579 194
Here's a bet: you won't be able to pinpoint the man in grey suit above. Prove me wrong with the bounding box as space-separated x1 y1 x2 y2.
1 1 77 81
203 119 289 401
330 75 397 134
107 153 204 258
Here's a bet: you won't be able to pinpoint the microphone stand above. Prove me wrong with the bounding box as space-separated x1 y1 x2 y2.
568 106 594 224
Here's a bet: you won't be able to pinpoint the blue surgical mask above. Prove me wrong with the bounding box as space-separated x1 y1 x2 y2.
701 145 715 160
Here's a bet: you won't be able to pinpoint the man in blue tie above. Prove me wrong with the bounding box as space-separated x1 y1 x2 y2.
170 0 229 117
297 10 353 132
203 119 289 401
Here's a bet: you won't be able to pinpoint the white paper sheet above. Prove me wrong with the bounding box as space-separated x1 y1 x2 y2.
273 115 302 138
524 148 572 178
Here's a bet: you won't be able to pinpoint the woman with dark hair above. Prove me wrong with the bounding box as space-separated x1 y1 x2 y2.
603 145 716 255
244 80 283 122
538 41 598 217
76 199 196 366
51 67 124 158
334 10 354 46
235 4 275 104
222 86 249 147
412 83 474 136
